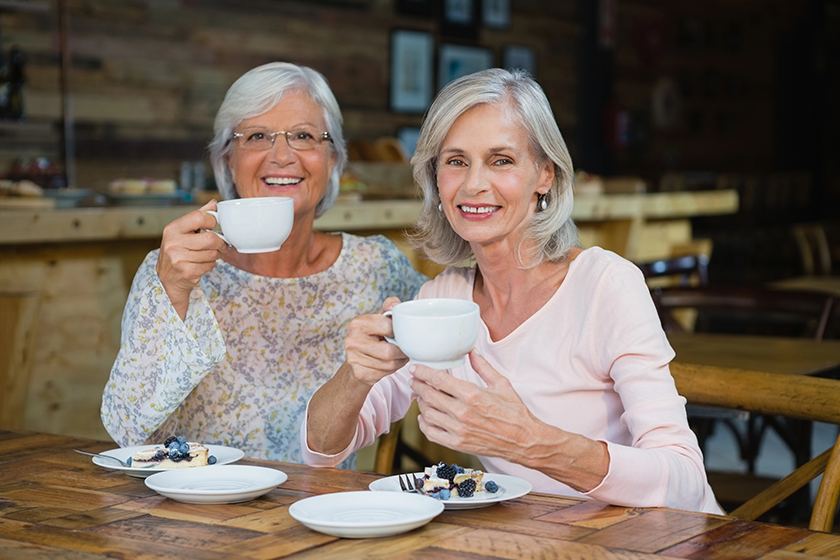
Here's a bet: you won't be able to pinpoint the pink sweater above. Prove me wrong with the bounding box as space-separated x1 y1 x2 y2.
302 247 722 514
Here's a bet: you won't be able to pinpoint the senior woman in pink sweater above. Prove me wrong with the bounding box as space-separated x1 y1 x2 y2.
302 68 722 514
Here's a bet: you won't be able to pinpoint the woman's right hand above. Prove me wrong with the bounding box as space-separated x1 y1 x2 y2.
155 200 229 319
343 296 409 386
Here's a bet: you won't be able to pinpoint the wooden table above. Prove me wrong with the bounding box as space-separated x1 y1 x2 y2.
668 332 840 376
769 276 840 298
1 430 839 559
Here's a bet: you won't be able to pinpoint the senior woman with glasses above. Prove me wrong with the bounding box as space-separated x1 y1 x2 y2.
101 62 426 465
303 68 722 513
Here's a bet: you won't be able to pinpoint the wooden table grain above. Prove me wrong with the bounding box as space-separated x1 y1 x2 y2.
2 430 839 559
668 332 840 376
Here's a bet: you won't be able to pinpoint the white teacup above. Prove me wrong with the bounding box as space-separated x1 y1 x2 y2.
384 298 480 369
206 197 294 254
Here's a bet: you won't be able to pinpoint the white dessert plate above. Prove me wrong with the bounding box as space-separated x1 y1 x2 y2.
369 473 532 510
289 491 444 538
90 444 245 478
145 465 286 504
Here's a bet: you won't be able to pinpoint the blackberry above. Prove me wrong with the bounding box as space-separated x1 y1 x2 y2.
436 463 457 482
457 479 477 498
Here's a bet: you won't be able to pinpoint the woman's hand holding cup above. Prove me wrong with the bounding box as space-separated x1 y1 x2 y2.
343 296 411 386
155 200 229 319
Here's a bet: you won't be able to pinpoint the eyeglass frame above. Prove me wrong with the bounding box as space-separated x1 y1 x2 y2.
229 128 333 151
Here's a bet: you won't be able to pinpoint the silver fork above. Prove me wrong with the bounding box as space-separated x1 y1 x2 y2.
73 449 159 469
398 473 420 493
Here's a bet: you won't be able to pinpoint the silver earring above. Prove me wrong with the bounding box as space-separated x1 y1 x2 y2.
438 202 442 211
537 193 548 212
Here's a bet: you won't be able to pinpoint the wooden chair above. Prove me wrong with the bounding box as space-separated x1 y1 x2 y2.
672 363 840 532
651 285 838 475
651 285 836 341
374 420 403 475
792 223 835 276
0 292 41 430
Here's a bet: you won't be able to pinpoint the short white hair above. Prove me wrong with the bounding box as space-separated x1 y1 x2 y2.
208 62 347 218
409 68 579 267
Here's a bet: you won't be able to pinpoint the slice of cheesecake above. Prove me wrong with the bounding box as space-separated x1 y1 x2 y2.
131 443 209 468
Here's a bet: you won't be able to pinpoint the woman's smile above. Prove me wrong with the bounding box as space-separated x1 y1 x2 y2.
458 203 502 218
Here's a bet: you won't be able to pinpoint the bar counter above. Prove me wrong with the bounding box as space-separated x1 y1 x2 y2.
0 190 737 443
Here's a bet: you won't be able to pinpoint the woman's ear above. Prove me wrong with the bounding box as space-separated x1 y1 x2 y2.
537 162 555 194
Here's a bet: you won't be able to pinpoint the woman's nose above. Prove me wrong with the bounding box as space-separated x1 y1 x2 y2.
269 137 296 164
462 164 488 195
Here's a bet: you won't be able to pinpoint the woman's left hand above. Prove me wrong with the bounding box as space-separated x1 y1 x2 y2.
410 349 540 462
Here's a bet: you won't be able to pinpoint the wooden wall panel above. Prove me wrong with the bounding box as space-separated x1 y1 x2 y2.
0 0 580 190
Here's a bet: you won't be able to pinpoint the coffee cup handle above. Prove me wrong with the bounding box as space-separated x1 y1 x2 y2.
204 210 231 246
382 310 397 345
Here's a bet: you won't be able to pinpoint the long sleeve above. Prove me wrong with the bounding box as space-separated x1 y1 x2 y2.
100 250 226 446
576 258 718 513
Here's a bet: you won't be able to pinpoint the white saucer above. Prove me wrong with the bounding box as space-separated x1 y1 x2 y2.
145 465 287 504
288 491 444 538
369 473 532 510
91 444 245 478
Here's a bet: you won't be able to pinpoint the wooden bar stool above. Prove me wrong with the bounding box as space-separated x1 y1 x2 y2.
0 291 41 429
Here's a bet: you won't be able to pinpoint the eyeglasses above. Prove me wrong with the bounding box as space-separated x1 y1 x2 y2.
230 128 332 151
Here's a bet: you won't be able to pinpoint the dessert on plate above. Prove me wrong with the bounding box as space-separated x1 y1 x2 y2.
415 462 499 500
129 435 217 468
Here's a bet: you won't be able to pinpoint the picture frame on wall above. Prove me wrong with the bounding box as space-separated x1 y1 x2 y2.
438 43 494 91
483 0 511 29
441 0 479 40
390 30 434 113
395 0 433 17
503 45 537 76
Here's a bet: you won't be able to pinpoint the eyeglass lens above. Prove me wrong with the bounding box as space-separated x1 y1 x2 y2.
234 128 327 151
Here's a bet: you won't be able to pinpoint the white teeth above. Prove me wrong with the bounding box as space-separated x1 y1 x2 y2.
459 205 498 214
264 177 301 185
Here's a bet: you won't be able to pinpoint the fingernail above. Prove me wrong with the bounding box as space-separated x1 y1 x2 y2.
408 364 416 374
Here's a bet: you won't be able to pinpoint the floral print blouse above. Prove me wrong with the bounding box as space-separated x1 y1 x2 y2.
101 233 427 466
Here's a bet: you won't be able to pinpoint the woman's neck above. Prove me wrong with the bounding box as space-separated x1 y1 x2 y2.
473 244 581 341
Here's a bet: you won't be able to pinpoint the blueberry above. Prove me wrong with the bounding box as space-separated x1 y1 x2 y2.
430 492 439 499
163 436 178 447
125 457 132 466
484 481 498 493
176 436 186 444
456 466 465 474
208 455 217 465
439 489 451 500
179 443 190 454
168 448 183 460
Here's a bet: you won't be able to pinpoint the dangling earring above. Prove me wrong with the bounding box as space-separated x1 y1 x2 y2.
438 202 442 211
537 193 548 212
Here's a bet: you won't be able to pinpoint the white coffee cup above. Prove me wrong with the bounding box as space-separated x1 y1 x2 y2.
206 197 294 254
384 298 480 369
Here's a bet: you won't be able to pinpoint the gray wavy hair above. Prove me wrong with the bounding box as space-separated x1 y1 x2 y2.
208 62 347 218
409 68 579 267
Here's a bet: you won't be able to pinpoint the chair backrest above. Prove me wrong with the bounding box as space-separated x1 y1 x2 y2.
792 224 833 276
637 254 710 287
651 285 837 341
671 363 840 532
